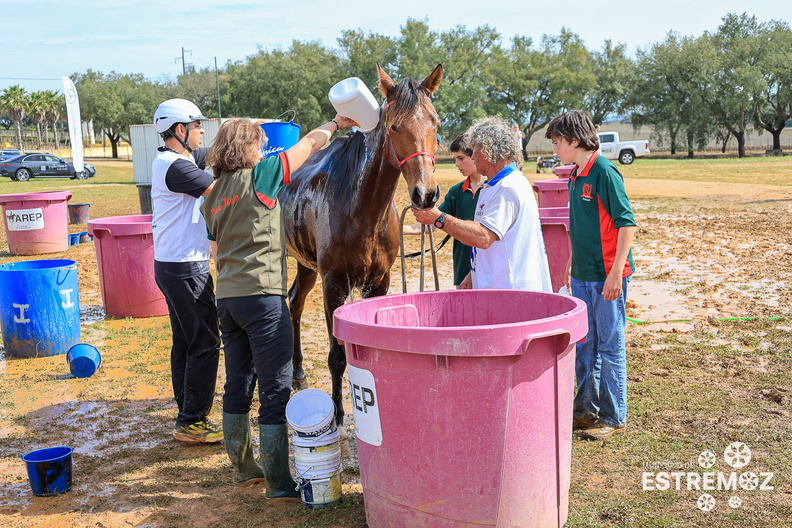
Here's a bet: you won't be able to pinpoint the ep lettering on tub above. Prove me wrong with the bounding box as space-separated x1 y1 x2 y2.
347 365 382 446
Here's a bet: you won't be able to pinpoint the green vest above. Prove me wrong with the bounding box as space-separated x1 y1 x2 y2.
200 155 288 299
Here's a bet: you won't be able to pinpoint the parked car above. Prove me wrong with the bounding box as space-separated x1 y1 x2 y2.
0 149 22 161
597 132 650 165
0 153 95 181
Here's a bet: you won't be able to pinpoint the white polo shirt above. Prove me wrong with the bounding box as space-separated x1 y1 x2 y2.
470 163 552 292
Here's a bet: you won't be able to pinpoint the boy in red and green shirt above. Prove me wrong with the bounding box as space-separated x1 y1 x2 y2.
546 110 636 441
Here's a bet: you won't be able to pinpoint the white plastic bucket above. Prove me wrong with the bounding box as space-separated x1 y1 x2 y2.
328 77 380 132
299 473 342 509
292 428 340 448
286 388 336 438
294 443 342 480
294 439 341 455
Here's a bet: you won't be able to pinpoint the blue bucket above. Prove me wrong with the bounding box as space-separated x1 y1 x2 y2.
0 259 80 358
22 446 74 496
66 343 101 378
68 233 80 246
260 120 301 158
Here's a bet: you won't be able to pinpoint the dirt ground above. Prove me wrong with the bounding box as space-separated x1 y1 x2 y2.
1 162 791 527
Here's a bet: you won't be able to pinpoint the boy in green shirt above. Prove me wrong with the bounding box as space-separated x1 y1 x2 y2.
545 110 636 441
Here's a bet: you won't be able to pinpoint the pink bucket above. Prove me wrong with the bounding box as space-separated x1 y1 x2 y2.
87 215 167 318
334 289 587 528
532 179 569 208
0 191 71 255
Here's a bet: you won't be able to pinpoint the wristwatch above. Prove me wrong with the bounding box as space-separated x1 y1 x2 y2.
434 212 447 229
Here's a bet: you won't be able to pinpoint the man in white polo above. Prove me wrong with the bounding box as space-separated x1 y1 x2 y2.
412 116 551 292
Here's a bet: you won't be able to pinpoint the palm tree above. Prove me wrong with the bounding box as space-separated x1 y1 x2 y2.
29 91 47 149
0 85 29 149
43 90 62 149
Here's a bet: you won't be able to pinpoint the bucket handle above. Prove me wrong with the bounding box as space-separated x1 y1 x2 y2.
522 329 572 355
56 264 77 286
293 461 343 490
275 110 296 122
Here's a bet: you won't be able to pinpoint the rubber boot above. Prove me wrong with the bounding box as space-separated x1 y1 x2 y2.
223 412 265 487
259 424 301 504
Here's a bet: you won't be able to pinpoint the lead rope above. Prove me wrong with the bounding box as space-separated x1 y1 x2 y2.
399 205 440 293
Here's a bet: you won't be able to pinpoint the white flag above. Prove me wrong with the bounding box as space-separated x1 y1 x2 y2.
61 76 84 173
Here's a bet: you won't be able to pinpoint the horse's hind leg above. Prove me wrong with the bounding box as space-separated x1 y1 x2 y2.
320 273 352 426
288 262 318 391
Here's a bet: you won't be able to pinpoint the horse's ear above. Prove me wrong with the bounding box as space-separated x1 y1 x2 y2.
377 62 396 97
420 64 443 96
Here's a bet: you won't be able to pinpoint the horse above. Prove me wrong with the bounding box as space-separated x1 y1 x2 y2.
279 63 443 424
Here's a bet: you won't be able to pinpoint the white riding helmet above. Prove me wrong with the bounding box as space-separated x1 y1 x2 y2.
153 99 208 133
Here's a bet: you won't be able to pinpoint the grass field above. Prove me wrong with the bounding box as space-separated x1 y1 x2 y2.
0 155 791 527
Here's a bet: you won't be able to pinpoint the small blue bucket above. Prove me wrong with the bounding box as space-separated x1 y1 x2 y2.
261 112 301 158
68 233 80 246
21 446 74 496
66 343 101 378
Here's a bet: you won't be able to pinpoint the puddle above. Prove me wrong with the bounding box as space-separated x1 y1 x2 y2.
80 304 106 325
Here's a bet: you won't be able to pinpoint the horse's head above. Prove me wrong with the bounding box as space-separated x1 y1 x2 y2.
378 63 443 210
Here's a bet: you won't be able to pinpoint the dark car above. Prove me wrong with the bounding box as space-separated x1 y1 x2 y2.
0 149 22 161
0 153 95 181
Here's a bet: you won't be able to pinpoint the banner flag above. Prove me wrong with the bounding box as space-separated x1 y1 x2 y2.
61 76 84 172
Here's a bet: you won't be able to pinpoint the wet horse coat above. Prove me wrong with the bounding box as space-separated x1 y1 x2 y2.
279 64 443 423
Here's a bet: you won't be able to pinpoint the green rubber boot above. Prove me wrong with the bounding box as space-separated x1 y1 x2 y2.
259 424 301 504
223 413 265 487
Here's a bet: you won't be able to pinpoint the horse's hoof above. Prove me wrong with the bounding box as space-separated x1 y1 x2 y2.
292 378 309 391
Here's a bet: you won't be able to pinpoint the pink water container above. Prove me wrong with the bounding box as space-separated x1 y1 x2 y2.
87 215 167 318
532 178 569 208
539 207 571 293
0 191 71 255
553 164 575 178
334 289 588 528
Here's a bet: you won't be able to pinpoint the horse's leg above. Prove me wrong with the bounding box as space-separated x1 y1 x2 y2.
320 273 352 426
362 272 391 299
287 262 318 391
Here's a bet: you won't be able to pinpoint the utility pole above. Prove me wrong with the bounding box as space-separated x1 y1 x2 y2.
175 47 192 75
215 57 222 119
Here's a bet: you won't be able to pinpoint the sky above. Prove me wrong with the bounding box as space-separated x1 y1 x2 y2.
1 0 786 94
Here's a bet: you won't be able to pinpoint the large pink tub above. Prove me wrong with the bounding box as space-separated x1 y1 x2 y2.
532 179 569 208
0 191 71 255
87 215 167 318
334 289 588 528
539 207 571 293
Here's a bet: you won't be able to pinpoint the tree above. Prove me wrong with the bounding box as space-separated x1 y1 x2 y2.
0 85 29 149
42 90 62 149
583 40 635 125
752 19 792 152
486 29 593 158
172 66 222 117
29 91 47 149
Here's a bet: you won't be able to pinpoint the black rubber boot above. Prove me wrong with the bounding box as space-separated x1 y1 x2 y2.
259 424 301 504
223 413 265 487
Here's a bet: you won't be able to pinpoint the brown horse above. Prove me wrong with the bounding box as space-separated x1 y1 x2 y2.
280 64 443 424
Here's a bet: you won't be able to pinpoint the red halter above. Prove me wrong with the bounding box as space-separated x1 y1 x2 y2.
382 101 436 170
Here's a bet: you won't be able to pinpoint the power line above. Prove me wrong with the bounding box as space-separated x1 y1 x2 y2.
0 77 61 81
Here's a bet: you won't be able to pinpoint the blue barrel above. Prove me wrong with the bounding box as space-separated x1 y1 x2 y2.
261 121 301 158
0 259 80 358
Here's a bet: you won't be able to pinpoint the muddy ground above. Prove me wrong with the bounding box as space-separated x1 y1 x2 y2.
1 162 791 527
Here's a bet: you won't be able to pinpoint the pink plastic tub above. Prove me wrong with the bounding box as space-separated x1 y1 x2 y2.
553 164 575 178
87 215 167 318
539 207 571 293
334 289 588 528
0 191 72 255
532 179 569 208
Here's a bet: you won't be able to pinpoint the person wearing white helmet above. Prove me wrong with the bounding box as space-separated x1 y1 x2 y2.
151 98 222 444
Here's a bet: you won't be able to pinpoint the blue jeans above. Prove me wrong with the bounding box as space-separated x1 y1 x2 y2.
571 276 630 428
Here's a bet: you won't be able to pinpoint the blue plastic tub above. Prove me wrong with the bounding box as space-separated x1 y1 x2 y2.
22 446 74 496
0 259 80 358
66 344 101 378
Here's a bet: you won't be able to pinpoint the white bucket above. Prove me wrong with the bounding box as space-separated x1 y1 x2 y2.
292 428 340 448
286 388 336 438
328 77 380 132
299 472 342 509
294 439 341 455
294 444 342 477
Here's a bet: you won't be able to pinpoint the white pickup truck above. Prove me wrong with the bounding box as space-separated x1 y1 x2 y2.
597 132 650 165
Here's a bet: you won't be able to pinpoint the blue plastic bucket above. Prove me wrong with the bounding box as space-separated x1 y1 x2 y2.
260 121 301 158
0 259 80 358
21 446 74 496
66 343 101 378
68 233 80 246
